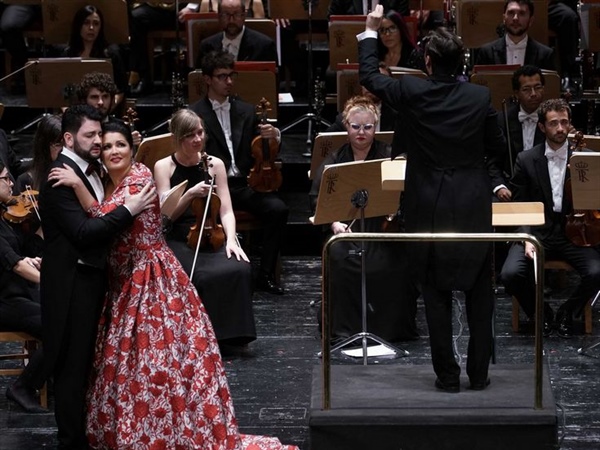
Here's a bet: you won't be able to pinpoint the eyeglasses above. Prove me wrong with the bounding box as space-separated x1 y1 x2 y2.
213 71 238 81
519 85 544 94
349 123 375 131
378 25 398 35
219 12 245 20
0 175 12 184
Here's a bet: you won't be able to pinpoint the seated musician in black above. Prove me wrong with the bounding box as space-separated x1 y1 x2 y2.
190 49 288 294
500 99 600 338
0 161 47 413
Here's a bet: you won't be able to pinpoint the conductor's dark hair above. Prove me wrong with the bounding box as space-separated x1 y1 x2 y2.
511 65 545 91
503 0 534 16
200 49 235 77
102 119 134 149
62 104 103 136
65 5 108 58
423 27 465 76
538 98 571 124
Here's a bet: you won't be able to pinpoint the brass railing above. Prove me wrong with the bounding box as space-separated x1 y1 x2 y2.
321 232 545 410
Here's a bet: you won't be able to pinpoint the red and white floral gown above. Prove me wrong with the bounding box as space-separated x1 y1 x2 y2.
86 162 297 450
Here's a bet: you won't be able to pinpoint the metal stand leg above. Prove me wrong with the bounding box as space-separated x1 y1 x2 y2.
577 290 600 356
11 112 52 136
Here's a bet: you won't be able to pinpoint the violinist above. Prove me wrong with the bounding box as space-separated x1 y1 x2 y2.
154 109 256 350
0 162 48 413
190 49 288 295
309 96 420 343
501 99 600 338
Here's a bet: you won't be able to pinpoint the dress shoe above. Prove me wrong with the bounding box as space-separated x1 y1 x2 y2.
434 378 460 393
543 303 554 337
469 378 491 391
257 274 284 295
556 307 574 338
543 320 553 337
6 382 48 413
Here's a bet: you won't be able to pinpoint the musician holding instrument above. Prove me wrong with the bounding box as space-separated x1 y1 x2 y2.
190 49 288 295
309 96 420 343
0 161 48 414
501 99 600 338
154 109 256 350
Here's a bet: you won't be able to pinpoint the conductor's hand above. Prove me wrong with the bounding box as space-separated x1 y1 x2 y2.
496 187 512 202
524 242 536 260
124 183 156 216
366 4 384 32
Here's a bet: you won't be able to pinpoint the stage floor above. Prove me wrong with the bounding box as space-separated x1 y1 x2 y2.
1 257 600 449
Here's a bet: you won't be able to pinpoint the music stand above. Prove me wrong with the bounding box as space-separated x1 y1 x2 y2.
12 58 113 134
279 1 332 155
312 158 409 363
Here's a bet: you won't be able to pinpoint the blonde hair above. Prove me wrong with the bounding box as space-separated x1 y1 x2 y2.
341 96 380 126
169 109 204 144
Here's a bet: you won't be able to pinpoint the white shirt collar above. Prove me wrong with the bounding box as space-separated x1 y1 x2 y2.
506 34 528 50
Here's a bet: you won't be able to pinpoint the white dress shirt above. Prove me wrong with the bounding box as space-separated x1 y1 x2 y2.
222 27 245 61
518 107 539 151
210 97 242 177
61 148 104 202
545 140 569 213
506 35 528 66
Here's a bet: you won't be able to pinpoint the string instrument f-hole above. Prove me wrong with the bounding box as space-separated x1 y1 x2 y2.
247 98 282 193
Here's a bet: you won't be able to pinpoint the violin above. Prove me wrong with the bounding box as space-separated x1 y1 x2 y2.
186 152 225 252
564 131 600 247
3 187 40 224
247 98 282 193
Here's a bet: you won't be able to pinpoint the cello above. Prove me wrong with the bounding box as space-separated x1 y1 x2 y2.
247 98 283 193
564 131 600 247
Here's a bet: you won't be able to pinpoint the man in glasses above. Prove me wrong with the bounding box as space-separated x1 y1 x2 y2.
475 0 554 71
196 0 276 67
358 6 506 393
498 65 547 179
190 49 288 295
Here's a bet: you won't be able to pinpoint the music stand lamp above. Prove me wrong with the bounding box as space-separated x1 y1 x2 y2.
279 0 331 156
313 159 409 364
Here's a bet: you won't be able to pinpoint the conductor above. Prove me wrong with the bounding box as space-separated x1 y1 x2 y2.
358 6 506 392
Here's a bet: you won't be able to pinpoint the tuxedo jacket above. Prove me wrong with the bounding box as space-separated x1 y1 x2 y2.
190 96 259 177
475 37 555 70
39 153 134 371
196 27 277 67
510 142 573 242
359 36 506 290
497 102 545 177
328 0 409 17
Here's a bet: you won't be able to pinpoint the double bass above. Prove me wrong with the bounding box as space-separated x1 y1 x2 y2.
564 131 600 247
247 98 282 193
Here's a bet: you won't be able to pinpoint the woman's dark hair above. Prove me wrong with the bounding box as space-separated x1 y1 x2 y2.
65 5 108 58
102 119 134 149
377 10 417 61
31 114 62 190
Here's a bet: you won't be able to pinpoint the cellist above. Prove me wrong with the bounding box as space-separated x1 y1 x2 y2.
501 99 600 339
190 49 288 295
154 109 257 353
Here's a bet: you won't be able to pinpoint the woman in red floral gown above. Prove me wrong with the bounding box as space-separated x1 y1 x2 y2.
50 120 297 450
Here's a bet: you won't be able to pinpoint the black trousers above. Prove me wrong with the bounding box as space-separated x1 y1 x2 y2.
229 182 288 277
422 252 493 385
53 265 105 450
501 234 600 319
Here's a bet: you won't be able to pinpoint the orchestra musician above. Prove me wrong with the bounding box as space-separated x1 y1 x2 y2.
190 49 288 295
500 99 600 338
358 6 506 392
310 95 420 343
154 109 256 350
475 0 555 71
0 161 48 414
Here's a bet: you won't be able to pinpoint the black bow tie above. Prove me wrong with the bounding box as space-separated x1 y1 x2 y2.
85 161 104 178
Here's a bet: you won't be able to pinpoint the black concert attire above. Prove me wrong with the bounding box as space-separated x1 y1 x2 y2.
190 97 288 290
196 27 277 66
165 154 256 345
309 140 420 342
548 0 580 79
0 214 46 396
359 33 506 388
475 36 555 70
497 101 546 178
500 143 600 325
